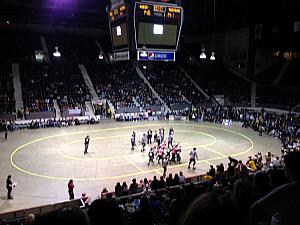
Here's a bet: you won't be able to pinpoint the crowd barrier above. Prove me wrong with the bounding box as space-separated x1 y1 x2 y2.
25 111 55 120
12 115 100 128
0 199 82 222
0 174 206 222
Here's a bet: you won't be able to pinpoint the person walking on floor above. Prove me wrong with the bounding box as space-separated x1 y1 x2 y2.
188 147 198 170
84 135 90 155
6 175 14 199
162 157 168 178
68 179 75 200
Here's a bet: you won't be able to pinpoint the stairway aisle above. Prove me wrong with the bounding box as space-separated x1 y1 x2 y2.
135 66 170 112
85 101 96 118
53 100 62 119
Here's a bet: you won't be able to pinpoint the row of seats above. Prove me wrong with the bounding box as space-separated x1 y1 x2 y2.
143 62 209 107
86 62 160 109
20 61 90 114
0 64 15 114
256 85 300 110
1 59 299 117
183 61 251 106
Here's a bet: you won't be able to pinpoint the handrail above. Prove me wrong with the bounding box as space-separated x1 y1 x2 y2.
0 174 205 221
0 199 81 221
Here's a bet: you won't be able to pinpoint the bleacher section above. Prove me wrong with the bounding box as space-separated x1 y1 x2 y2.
143 63 209 110
85 62 161 112
183 61 251 106
0 64 15 116
256 85 300 110
0 32 298 118
20 61 90 119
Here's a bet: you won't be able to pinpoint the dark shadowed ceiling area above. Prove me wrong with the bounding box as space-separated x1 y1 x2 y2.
0 0 300 35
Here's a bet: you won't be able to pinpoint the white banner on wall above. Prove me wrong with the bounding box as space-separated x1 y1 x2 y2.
113 51 130 61
68 109 81 115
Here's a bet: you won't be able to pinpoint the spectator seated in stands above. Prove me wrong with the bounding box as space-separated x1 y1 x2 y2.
143 63 209 107
20 61 91 117
250 151 300 225
34 206 90 225
80 193 91 208
86 62 160 111
0 64 16 115
179 192 247 225
87 199 124 225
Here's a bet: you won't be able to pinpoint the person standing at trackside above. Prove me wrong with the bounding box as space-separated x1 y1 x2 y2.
4 123 8 140
141 133 146 152
148 147 155 166
168 132 174 149
131 132 136 150
162 157 168 178
147 129 152 144
6 175 14 199
84 135 90 155
188 148 198 170
68 179 75 200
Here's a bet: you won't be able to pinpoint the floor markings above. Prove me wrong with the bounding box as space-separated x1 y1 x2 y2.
10 122 254 181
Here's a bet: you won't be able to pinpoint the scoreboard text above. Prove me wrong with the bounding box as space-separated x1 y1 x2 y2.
135 2 182 20
109 4 127 22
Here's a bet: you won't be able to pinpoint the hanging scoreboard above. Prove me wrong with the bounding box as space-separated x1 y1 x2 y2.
134 1 183 51
108 3 130 53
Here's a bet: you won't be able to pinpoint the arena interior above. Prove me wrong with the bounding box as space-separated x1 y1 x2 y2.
0 0 300 225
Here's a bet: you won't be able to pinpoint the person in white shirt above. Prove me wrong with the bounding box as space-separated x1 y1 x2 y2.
179 171 186 184
188 148 198 170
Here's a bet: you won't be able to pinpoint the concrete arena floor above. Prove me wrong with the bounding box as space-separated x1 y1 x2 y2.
0 120 281 214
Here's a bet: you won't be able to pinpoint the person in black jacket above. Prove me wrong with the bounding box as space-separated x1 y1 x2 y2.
84 135 90 155
6 175 13 199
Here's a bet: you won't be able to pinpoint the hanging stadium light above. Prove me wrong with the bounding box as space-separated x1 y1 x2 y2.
200 48 206 59
210 51 216 61
99 52 104 60
53 46 61 57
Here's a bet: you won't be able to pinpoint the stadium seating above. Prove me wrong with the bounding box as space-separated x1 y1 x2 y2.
143 62 209 108
0 64 15 115
85 61 161 110
20 61 90 117
182 61 251 107
256 85 300 110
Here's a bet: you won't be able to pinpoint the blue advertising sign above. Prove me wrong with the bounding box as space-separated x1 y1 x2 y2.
137 50 175 61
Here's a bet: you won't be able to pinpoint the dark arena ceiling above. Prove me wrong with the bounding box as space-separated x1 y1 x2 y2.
0 0 300 35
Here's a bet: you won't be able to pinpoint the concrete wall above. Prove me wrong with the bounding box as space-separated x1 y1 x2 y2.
25 111 56 120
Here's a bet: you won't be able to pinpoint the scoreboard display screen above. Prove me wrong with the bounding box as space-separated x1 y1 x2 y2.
110 22 129 49
138 23 177 46
134 2 183 51
108 3 129 51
